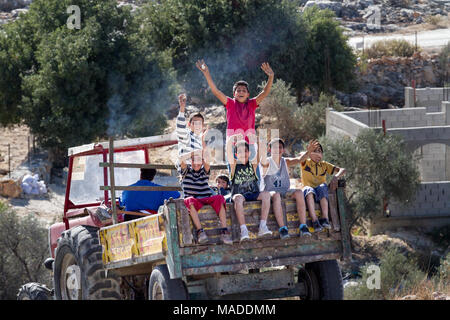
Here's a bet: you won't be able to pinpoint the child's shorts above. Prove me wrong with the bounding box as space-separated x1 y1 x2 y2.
303 183 329 203
184 195 225 215
269 189 298 199
231 191 260 202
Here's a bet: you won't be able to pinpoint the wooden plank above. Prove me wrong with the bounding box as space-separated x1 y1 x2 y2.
108 137 118 224
229 203 240 242
328 192 341 231
176 199 193 246
181 240 342 276
101 186 182 191
336 186 352 262
99 162 228 170
205 268 295 296
164 202 183 279
117 210 152 217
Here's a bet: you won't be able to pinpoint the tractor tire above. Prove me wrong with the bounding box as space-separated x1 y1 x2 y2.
299 259 344 300
17 282 53 300
53 225 121 300
148 265 188 300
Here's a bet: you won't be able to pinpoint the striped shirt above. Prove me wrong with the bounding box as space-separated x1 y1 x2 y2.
176 111 203 156
179 165 213 198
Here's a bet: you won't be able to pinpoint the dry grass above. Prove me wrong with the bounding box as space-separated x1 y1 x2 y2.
394 276 449 300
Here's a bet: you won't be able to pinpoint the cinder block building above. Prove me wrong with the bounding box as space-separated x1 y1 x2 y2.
326 87 450 233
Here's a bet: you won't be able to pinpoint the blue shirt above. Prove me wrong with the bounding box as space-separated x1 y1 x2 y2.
120 180 180 211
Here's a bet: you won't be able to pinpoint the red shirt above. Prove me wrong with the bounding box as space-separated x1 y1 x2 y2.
225 97 258 139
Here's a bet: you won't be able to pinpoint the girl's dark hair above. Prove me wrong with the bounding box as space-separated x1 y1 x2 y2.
233 80 249 95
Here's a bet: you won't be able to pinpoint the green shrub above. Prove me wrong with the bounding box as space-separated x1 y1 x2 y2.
321 129 421 230
297 93 344 141
365 39 417 59
345 247 426 300
0 201 51 299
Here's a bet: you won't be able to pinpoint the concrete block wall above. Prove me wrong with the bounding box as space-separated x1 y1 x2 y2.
389 182 450 217
325 109 369 140
340 107 447 130
405 87 450 113
326 92 450 221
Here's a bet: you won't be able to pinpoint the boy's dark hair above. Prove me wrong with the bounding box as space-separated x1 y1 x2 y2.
233 80 249 95
189 112 204 124
216 175 230 186
235 140 250 153
316 143 324 153
269 138 285 149
140 168 156 181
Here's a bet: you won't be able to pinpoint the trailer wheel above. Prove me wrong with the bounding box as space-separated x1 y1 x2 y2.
17 282 53 300
148 265 188 300
300 259 343 300
53 225 121 300
298 266 321 300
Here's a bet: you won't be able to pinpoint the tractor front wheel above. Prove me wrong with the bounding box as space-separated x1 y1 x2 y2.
53 225 121 300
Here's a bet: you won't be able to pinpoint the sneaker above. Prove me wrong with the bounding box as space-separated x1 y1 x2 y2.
240 227 250 242
258 224 273 238
197 229 208 244
221 229 233 245
279 226 290 239
319 218 331 230
312 220 323 232
299 224 311 237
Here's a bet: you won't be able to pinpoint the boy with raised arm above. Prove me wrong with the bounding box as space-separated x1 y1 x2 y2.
196 59 274 162
300 143 346 231
226 135 274 242
260 139 320 238
178 149 233 245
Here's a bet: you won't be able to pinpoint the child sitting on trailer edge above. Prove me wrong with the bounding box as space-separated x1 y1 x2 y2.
259 138 321 238
226 135 275 242
300 142 346 232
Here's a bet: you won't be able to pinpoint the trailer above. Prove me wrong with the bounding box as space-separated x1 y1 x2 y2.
17 133 351 300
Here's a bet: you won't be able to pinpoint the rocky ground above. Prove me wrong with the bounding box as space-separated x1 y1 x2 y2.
1 0 449 35
302 0 450 36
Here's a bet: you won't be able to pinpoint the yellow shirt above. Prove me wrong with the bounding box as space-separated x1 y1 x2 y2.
301 159 336 188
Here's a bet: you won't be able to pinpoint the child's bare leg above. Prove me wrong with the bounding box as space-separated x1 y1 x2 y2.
188 205 202 230
218 204 227 228
305 193 319 221
292 190 307 225
257 191 271 221
233 194 246 226
271 192 285 227
319 197 329 220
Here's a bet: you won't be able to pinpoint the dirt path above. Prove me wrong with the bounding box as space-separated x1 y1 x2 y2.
0 125 65 227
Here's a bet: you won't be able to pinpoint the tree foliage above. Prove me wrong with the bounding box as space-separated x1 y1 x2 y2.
0 0 176 164
302 6 357 94
259 81 344 151
320 129 421 229
139 0 310 99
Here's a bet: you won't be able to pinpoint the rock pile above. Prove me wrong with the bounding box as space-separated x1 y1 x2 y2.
335 51 446 108
302 0 450 35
